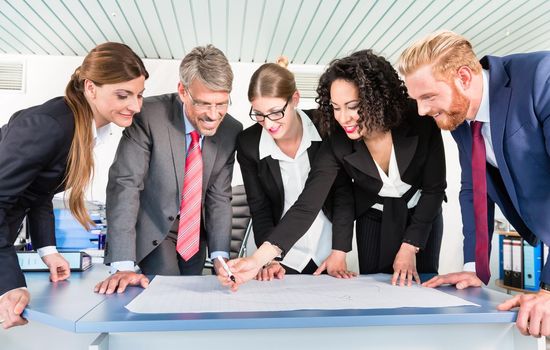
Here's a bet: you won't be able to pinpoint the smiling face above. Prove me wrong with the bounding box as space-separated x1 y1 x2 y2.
251 91 299 141
330 79 363 140
85 75 146 128
178 79 230 136
404 64 471 131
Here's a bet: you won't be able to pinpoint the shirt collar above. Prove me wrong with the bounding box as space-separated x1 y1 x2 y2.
473 69 491 124
92 121 112 147
259 109 321 160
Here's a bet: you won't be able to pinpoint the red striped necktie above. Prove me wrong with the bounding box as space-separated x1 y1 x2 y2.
471 121 490 284
176 130 203 261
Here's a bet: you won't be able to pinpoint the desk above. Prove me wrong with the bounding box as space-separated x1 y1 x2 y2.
2 265 545 350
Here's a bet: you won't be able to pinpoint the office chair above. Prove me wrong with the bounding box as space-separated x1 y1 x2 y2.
203 184 253 273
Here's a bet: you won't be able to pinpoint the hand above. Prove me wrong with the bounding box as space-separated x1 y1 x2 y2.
392 243 420 286
212 257 227 276
422 271 482 289
314 250 356 278
41 253 71 282
0 288 30 329
217 256 263 292
94 271 149 294
256 261 286 281
497 290 550 337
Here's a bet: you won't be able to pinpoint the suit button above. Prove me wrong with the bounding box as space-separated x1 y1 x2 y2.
168 216 174 221
152 240 159 246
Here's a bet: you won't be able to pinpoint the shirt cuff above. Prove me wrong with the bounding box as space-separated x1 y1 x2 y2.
210 251 229 260
110 261 135 274
37 246 58 258
0 287 28 300
463 262 476 272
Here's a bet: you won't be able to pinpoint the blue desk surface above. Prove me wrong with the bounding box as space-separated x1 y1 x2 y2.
23 265 517 333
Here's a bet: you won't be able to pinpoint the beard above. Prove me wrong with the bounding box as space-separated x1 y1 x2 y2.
434 84 470 131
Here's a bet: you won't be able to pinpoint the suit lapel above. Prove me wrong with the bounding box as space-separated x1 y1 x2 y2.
265 156 284 205
343 139 380 180
167 95 186 193
392 122 418 178
483 56 519 210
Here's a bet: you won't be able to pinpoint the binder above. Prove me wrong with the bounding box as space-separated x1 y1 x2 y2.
544 244 549 266
17 251 92 271
511 237 524 289
498 235 504 280
503 237 513 287
523 241 542 291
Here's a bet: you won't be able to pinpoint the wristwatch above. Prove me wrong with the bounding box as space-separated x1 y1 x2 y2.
540 281 550 292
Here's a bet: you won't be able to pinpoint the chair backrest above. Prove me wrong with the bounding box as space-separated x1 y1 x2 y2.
229 184 252 259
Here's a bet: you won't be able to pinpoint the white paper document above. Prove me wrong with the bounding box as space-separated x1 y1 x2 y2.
125 274 479 314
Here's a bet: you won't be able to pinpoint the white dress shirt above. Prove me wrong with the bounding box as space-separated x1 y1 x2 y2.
259 109 332 272
38 121 112 258
370 146 421 211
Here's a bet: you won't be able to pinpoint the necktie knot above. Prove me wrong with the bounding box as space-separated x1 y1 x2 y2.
190 130 200 144
471 121 483 135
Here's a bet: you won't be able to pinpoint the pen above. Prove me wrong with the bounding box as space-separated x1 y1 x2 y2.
216 256 236 283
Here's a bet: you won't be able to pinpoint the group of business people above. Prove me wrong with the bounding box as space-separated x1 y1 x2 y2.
0 30 549 338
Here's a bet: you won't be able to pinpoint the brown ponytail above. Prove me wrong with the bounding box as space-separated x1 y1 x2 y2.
64 42 148 229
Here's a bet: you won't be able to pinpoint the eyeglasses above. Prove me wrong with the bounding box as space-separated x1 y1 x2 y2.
186 89 231 112
249 99 290 122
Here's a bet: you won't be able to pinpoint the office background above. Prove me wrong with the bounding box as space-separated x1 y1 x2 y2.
1 0 550 284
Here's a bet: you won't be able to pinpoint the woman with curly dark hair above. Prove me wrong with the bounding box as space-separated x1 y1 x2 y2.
219 50 445 291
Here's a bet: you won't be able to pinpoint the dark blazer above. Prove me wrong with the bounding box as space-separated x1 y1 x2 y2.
0 97 74 295
236 109 351 251
451 52 550 283
265 106 446 256
104 93 243 265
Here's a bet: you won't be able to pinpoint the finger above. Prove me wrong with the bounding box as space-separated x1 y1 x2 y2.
456 276 482 290
117 278 130 293
422 275 445 288
313 262 327 276
58 265 71 280
541 316 550 337
391 271 399 286
515 302 531 336
49 266 59 282
274 267 285 279
497 294 522 311
139 276 150 289
106 277 122 295
399 270 407 287
12 294 29 315
413 271 421 285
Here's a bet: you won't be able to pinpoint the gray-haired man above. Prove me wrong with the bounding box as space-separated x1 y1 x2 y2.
95 45 242 294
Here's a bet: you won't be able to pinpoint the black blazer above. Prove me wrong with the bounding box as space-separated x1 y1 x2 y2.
237 109 354 252
0 97 74 295
266 106 446 255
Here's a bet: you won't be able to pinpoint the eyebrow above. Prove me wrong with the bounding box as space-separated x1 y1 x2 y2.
115 88 145 95
252 105 286 114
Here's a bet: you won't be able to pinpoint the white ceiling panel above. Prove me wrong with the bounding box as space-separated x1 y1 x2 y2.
0 0 548 65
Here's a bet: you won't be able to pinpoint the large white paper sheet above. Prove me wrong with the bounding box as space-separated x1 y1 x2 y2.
125 274 479 314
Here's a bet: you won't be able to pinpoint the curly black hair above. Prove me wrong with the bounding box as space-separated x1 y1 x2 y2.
315 49 411 137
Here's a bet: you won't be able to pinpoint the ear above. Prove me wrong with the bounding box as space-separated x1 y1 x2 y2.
291 90 300 107
177 82 186 101
456 66 473 90
83 79 96 99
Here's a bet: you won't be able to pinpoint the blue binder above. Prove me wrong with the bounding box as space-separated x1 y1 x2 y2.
523 240 542 291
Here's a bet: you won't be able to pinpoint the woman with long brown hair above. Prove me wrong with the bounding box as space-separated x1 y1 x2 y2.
0 42 148 329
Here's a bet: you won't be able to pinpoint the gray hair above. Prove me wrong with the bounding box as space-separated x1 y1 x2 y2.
179 44 233 92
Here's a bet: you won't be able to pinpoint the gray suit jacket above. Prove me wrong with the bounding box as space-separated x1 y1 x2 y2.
104 93 242 264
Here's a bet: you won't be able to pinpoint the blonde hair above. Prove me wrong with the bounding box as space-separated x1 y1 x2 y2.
64 42 148 229
179 45 233 92
397 30 482 80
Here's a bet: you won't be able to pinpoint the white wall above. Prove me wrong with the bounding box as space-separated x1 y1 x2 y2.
0 54 465 275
